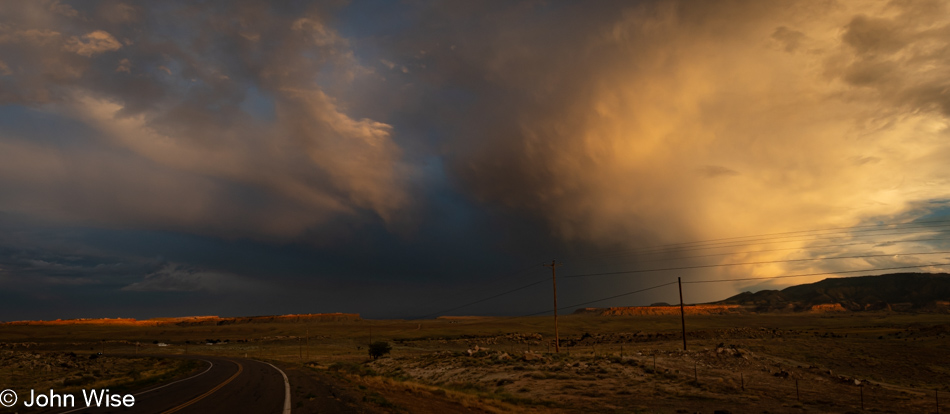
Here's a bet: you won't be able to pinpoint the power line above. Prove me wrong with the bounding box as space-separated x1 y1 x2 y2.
517 262 950 318
403 218 950 320
617 236 950 264
569 225 950 266
411 251 950 320
657 220 950 251
402 263 541 318
519 281 678 317
564 250 950 278
680 262 950 284
562 235 950 278
411 276 550 320
640 224 950 255
564 219 950 262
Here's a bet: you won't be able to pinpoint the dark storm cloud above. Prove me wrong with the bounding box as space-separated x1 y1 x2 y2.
362 0 950 302
0 0 408 240
3 0 950 320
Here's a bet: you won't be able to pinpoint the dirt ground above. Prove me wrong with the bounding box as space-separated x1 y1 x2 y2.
2 312 949 413
356 315 950 413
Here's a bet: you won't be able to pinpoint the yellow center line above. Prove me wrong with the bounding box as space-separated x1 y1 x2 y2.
160 361 243 414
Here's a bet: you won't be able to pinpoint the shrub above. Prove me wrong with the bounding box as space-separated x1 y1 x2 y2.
328 361 377 376
368 341 392 360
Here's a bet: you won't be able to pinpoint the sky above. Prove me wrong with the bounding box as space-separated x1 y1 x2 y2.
1 0 950 321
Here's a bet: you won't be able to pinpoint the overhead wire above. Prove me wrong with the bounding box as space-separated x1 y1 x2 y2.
402 263 542 319
518 281 678 317
679 261 950 284
516 261 950 317
560 229 950 276
407 218 950 319
563 250 950 278
599 236 950 265
412 276 550 320
563 219 950 263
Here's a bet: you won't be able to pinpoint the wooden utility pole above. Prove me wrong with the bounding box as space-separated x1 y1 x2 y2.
544 260 563 353
306 328 310 360
678 277 687 351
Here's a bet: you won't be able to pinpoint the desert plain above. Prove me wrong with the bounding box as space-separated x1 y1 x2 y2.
2 309 948 414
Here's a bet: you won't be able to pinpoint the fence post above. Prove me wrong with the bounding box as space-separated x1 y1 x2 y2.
740 372 744 391
796 379 800 401
693 361 697 382
860 385 864 410
937 389 940 414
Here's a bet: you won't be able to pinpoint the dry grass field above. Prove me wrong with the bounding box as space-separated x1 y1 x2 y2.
2 311 949 413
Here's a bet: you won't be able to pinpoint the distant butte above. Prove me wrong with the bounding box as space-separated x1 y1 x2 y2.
1 313 360 326
575 272 950 315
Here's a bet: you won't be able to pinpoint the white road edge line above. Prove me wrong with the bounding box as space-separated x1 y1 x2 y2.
263 362 292 414
54 359 215 414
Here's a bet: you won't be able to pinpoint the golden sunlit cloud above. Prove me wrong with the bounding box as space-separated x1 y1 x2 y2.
387 0 950 300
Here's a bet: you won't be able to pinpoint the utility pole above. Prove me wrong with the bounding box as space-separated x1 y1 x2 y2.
306 328 310 360
544 260 563 353
678 277 687 351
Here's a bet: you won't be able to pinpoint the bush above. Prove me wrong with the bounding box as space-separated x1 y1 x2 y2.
368 341 392 360
328 361 377 376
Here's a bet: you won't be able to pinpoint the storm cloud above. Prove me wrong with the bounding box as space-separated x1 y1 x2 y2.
0 1 408 240
2 0 950 319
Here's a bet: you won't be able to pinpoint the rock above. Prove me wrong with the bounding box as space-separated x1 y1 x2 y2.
522 351 544 361
497 353 511 361
854 379 862 386
773 370 790 378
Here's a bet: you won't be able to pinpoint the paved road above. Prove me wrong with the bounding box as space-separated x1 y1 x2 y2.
42 356 290 414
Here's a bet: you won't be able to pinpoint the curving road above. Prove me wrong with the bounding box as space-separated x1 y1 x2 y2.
42 356 290 414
